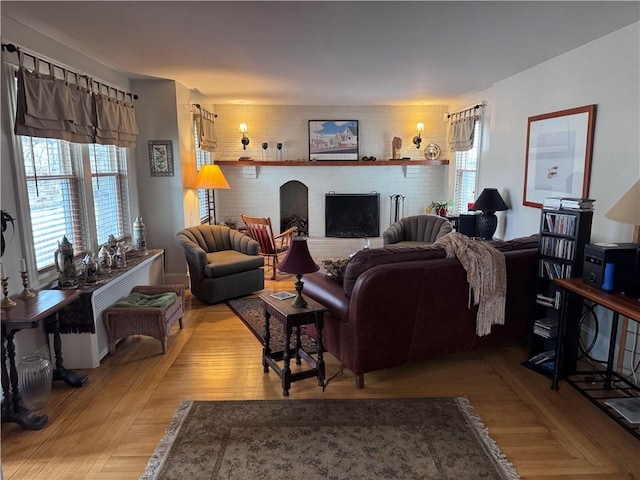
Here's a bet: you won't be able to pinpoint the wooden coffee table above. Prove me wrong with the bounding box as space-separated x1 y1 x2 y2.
260 293 327 396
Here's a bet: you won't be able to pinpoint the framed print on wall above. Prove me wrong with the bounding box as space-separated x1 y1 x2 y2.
523 105 596 208
148 140 174 177
309 120 359 161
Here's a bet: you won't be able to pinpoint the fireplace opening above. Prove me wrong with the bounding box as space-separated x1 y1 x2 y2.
280 181 308 235
325 193 380 238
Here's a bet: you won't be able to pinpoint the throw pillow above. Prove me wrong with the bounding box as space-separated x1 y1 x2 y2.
322 258 350 284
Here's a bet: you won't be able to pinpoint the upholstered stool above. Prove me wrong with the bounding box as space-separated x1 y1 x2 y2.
104 284 185 354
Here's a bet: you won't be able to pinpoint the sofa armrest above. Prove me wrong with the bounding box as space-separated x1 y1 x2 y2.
230 229 260 255
303 272 350 321
382 222 402 245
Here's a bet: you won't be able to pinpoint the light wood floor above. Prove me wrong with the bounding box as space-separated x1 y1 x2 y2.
2 275 639 479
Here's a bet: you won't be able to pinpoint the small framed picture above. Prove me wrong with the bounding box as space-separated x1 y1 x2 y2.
148 140 174 177
309 120 359 161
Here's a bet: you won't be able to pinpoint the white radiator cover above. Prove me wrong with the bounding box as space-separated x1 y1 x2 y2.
48 251 165 369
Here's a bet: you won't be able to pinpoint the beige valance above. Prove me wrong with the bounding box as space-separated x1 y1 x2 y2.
13 51 138 148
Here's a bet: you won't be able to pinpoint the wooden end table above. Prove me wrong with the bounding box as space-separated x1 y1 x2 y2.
1 289 89 430
260 293 327 396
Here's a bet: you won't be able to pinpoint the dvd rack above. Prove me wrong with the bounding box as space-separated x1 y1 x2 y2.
523 207 593 379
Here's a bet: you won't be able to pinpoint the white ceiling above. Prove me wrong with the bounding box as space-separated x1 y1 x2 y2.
2 1 638 105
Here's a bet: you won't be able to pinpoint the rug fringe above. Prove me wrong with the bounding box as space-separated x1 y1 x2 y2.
139 400 193 480
455 397 521 480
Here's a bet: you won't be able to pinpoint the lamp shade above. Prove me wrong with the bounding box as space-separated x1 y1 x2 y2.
278 237 319 275
471 188 508 213
605 179 640 226
193 164 230 190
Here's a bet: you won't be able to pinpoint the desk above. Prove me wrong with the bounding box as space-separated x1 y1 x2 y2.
260 293 327 396
1 289 88 430
554 277 640 439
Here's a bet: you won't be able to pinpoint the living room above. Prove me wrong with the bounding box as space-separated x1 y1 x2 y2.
1 2 639 479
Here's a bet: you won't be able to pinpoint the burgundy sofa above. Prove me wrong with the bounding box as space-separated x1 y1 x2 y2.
304 235 539 388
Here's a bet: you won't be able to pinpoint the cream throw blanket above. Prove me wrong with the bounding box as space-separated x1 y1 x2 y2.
433 232 507 336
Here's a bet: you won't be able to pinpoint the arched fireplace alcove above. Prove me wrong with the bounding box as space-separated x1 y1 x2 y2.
280 180 308 235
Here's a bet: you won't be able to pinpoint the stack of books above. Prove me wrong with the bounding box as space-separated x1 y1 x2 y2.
533 317 559 338
543 197 595 210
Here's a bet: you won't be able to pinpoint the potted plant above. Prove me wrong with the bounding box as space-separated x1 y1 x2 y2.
223 215 237 230
428 200 454 217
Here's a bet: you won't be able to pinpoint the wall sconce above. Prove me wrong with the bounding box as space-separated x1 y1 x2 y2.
412 122 424 149
239 123 250 150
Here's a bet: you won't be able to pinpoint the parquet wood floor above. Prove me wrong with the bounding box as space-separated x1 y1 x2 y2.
2 275 638 479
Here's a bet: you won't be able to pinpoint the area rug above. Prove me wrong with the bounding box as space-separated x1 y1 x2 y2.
227 296 316 353
140 398 519 480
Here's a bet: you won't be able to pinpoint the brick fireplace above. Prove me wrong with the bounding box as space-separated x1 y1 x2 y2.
217 163 447 256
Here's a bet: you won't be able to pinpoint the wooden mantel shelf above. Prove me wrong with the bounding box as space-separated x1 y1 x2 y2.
216 159 449 167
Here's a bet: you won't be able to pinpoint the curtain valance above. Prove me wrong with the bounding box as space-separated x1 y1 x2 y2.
13 50 139 148
448 105 483 152
193 105 217 152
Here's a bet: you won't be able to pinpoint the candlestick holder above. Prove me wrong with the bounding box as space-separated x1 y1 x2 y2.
1 277 17 308
19 271 36 298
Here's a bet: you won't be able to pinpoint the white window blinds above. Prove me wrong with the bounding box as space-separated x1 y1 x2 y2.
89 144 130 244
21 136 87 270
453 122 480 214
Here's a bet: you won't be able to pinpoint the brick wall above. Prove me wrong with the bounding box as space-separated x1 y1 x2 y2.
210 104 450 256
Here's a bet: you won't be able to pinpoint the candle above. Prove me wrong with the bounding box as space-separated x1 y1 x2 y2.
0 263 5 279
20 258 27 272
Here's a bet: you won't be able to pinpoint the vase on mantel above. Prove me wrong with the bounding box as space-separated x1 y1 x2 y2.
18 354 53 411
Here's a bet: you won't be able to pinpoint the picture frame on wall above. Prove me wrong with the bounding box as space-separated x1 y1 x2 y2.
309 120 359 161
148 140 174 177
523 105 596 208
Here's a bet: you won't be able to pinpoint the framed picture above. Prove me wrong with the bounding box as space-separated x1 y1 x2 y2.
523 105 596 208
148 140 174 177
309 120 359 161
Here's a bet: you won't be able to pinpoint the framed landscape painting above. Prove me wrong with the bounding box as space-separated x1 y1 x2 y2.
523 105 596 208
309 120 359 161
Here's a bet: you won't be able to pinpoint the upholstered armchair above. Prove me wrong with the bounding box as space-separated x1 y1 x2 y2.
176 225 265 304
383 214 453 247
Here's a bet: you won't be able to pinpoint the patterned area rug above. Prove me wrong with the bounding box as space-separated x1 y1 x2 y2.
141 398 519 480
227 296 317 353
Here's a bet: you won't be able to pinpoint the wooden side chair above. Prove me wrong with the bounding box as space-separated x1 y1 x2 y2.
241 214 297 280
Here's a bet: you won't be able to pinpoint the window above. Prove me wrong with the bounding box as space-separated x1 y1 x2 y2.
6 63 133 276
89 144 130 245
452 121 480 215
194 122 211 223
21 137 87 270
19 137 131 272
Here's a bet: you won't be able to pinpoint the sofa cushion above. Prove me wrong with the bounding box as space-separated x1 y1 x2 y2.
205 250 265 278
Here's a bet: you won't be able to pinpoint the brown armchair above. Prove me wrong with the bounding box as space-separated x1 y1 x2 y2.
241 214 297 280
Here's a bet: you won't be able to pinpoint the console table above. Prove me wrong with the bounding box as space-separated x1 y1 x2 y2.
1 289 86 430
554 277 640 439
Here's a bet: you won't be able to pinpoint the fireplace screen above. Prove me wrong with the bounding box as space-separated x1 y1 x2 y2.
325 193 379 238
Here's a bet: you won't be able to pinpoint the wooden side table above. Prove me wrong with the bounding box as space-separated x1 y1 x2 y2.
1 289 88 430
260 293 327 396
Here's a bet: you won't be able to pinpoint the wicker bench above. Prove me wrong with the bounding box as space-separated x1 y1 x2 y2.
103 284 185 354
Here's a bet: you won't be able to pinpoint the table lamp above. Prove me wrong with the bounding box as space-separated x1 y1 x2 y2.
605 178 640 298
470 188 508 240
193 164 230 225
278 237 319 308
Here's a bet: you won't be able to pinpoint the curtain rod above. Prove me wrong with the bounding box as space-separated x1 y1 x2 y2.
192 104 217 118
447 103 483 119
2 42 139 100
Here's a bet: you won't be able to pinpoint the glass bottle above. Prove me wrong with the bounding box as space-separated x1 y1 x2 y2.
18 354 53 411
